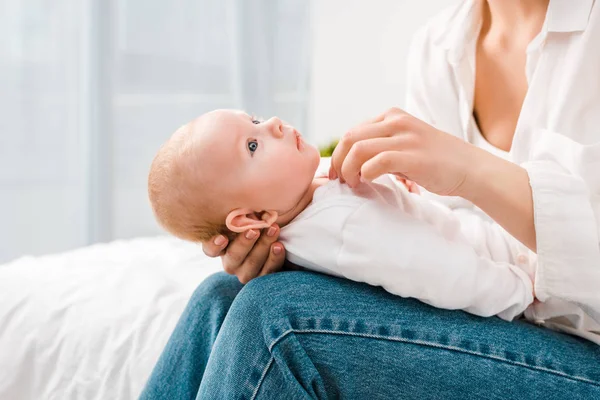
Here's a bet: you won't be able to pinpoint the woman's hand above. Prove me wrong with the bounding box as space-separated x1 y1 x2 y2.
330 107 537 251
202 225 286 284
329 107 479 197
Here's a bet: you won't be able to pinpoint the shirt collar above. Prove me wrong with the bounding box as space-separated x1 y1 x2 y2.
439 0 481 65
441 0 595 64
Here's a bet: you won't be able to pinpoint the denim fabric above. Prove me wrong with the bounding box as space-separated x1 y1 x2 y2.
140 271 600 400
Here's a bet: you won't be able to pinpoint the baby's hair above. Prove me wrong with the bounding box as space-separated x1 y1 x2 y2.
148 122 235 243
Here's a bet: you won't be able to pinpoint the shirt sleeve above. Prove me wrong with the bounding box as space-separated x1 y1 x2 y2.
521 129 600 317
337 200 534 321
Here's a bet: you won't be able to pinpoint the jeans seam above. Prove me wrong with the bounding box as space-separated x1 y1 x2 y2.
251 357 275 400
263 328 599 388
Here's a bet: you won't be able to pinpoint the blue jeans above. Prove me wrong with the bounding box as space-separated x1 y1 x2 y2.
139 271 600 399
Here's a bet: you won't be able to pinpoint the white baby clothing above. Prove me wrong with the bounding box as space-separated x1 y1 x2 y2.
280 174 534 321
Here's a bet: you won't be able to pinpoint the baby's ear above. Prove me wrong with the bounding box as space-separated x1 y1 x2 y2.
226 209 278 233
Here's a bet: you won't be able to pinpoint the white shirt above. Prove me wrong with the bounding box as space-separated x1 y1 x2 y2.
280 174 534 321
405 0 600 343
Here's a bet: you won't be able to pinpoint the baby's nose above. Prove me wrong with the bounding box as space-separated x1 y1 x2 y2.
266 117 284 138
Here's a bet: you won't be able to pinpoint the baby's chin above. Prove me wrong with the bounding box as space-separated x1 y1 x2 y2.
306 143 322 171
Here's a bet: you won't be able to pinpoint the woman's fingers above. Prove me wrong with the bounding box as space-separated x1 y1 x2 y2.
221 229 260 276
202 235 229 257
235 226 282 283
360 151 415 183
329 116 392 180
330 121 393 182
406 180 421 194
258 242 286 277
330 112 411 182
340 136 411 187
206 224 285 284
223 224 284 284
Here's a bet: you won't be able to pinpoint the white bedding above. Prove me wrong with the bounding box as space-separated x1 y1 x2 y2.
0 236 222 400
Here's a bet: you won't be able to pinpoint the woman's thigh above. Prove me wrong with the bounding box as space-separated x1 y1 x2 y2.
199 270 600 400
140 272 244 400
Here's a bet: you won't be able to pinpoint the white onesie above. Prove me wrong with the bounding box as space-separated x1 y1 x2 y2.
279 175 534 321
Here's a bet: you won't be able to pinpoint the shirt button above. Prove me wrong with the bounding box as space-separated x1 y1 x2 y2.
517 255 529 264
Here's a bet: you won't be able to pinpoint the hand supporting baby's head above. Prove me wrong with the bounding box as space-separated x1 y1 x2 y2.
148 109 320 242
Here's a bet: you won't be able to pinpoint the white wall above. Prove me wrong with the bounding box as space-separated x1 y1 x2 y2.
309 0 454 146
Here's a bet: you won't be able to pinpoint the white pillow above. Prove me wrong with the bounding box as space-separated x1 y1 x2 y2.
0 236 222 400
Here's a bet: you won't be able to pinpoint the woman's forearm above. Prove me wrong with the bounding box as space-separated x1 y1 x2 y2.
459 147 537 252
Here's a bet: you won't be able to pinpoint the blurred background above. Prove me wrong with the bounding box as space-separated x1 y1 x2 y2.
0 0 450 263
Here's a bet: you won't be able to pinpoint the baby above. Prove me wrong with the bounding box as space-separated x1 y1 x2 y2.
149 109 534 320
148 109 322 244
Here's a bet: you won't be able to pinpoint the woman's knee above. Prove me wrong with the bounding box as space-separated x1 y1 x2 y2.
223 272 309 324
232 271 328 310
224 271 349 337
188 271 244 311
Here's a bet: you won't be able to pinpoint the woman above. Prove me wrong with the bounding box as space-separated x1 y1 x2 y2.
141 1 600 398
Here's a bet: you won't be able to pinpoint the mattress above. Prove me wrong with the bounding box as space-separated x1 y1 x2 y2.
0 236 222 400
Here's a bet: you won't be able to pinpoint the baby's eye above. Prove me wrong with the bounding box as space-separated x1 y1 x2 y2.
248 139 258 154
251 119 261 125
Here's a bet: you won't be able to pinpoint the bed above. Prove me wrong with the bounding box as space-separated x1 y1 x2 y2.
0 236 222 400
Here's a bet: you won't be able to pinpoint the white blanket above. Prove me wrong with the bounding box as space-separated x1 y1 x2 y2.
0 236 222 400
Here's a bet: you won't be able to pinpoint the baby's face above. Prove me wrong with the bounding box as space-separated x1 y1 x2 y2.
192 109 320 220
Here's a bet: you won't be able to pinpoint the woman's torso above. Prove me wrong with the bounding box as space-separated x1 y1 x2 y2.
405 0 600 344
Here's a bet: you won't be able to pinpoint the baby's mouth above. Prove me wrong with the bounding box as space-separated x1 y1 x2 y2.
294 130 303 151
